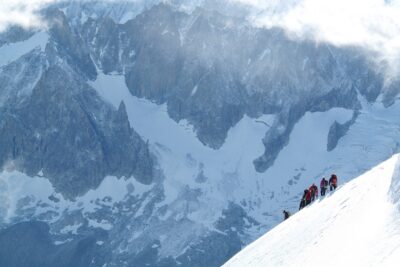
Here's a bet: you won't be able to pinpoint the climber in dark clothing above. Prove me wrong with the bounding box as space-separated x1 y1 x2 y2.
299 190 307 210
283 210 291 220
329 174 338 191
299 198 305 210
299 189 311 210
320 177 328 196
309 183 318 201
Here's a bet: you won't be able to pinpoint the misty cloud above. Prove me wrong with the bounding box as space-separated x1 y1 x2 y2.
232 0 400 80
0 0 58 31
2 0 400 78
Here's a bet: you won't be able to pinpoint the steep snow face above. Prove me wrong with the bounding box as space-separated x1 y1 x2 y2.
247 95 400 231
224 154 400 267
390 157 400 206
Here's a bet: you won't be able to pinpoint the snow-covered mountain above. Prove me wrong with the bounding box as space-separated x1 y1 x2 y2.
224 154 400 266
0 1 400 266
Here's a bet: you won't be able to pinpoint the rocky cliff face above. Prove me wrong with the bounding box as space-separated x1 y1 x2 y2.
0 20 154 198
76 3 380 166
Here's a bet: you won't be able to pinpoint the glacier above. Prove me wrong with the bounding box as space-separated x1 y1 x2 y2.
224 154 400 267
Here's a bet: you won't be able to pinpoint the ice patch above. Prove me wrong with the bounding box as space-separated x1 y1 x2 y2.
120 11 136 24
60 223 82 235
78 176 153 213
190 84 198 96
88 219 113 231
54 238 73 245
259 48 271 60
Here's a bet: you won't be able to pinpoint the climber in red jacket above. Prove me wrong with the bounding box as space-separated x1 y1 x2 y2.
305 189 312 205
309 183 318 201
329 174 338 191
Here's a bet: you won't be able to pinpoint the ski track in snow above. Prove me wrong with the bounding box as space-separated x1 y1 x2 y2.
224 154 400 267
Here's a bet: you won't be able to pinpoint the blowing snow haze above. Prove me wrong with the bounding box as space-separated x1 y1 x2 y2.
4 0 400 74
0 0 400 266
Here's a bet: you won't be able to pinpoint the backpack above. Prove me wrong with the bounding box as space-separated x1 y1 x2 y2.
305 190 311 200
331 175 338 185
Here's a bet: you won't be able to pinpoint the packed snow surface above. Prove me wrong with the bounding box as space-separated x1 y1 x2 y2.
224 154 400 267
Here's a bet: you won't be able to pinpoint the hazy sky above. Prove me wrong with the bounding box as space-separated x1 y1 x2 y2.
0 0 56 31
234 0 400 78
1 0 400 77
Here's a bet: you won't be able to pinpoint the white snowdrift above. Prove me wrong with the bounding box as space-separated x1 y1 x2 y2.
224 154 400 267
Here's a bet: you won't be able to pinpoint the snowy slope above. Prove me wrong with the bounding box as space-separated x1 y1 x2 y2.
224 154 400 267
0 169 153 227
0 31 48 67
89 72 274 228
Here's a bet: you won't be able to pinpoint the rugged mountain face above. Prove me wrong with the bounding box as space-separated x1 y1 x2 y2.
0 18 154 198
77 3 379 167
0 1 400 267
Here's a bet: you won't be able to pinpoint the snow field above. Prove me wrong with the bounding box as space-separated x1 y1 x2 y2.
89 72 275 228
0 31 48 67
0 170 153 229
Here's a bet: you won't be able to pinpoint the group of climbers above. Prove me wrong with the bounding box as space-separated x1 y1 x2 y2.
320 174 338 196
298 174 338 210
282 174 339 220
299 183 317 210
